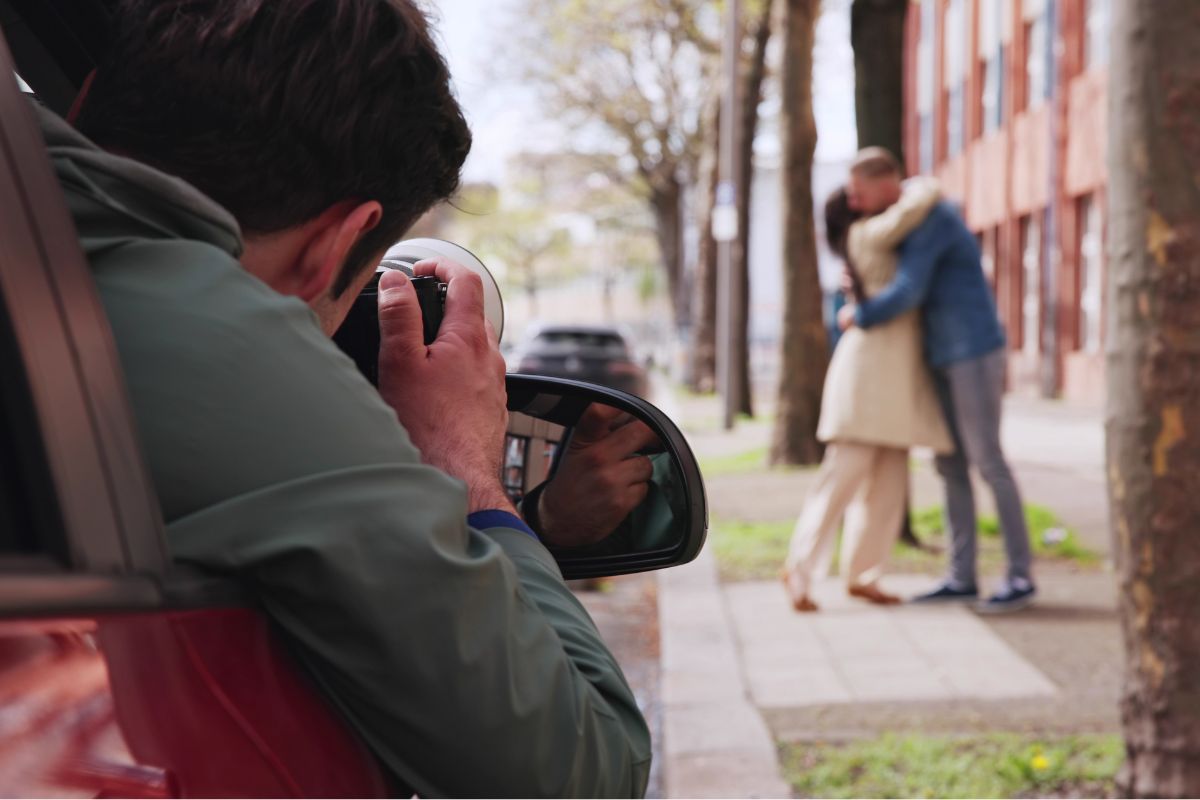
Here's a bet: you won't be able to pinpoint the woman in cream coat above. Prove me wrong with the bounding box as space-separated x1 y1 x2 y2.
782 177 952 612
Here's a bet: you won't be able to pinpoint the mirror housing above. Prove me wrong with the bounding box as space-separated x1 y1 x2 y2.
504 374 707 580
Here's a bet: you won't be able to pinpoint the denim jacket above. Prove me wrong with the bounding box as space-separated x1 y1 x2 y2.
854 201 1006 367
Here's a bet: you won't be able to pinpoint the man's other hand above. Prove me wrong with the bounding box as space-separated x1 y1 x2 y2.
838 304 858 332
538 404 659 549
377 258 514 514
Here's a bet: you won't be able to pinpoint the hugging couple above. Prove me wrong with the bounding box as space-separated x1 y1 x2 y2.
781 147 1036 615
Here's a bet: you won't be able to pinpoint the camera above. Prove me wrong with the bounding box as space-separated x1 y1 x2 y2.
331 238 503 387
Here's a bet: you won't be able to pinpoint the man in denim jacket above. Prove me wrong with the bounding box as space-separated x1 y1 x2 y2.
838 148 1036 613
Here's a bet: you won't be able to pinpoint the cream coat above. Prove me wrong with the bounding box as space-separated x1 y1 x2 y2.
816 177 953 453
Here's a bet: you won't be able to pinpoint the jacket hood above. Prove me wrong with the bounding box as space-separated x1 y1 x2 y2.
35 101 243 258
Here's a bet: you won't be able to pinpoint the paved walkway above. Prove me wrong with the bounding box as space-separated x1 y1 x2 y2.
681 393 1111 557
658 547 791 799
727 575 1057 710
653 391 1119 797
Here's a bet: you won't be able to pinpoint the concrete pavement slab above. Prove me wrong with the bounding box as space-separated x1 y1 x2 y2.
659 548 792 798
745 668 852 707
666 753 793 799
725 575 1059 709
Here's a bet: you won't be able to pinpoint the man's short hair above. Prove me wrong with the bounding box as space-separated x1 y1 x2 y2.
76 0 472 296
850 147 903 180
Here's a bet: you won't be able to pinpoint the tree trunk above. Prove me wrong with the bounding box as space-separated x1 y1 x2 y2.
852 0 919 546
771 0 827 466
690 99 721 393
1109 1 1200 796
526 286 538 319
850 0 907 163
734 0 773 418
651 180 687 328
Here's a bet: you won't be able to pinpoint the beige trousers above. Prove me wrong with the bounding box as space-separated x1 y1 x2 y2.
784 442 908 597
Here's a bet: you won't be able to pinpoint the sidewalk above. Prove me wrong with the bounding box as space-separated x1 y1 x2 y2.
681 394 1111 559
655 391 1120 798
659 548 792 799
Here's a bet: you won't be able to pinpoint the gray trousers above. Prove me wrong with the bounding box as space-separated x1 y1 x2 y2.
933 348 1033 587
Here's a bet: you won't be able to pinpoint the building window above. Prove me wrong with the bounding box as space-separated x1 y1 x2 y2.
1020 214 1042 354
980 228 997 284
1078 195 1104 353
979 0 1006 133
917 0 936 173
947 85 965 157
942 0 969 153
1023 11 1049 109
981 53 1005 132
919 113 934 174
1084 0 1110 69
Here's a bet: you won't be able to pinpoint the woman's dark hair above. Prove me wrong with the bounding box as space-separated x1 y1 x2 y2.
824 186 865 301
75 0 472 296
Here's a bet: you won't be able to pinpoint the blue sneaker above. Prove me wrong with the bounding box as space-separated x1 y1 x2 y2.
976 579 1037 614
911 581 979 604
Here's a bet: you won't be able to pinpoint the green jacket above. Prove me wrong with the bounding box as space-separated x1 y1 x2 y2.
38 103 651 798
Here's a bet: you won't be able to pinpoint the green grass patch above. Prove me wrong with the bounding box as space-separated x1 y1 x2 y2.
673 383 715 401
710 518 793 582
910 503 1099 565
699 446 770 477
698 444 809 477
780 733 1123 799
711 502 1098 582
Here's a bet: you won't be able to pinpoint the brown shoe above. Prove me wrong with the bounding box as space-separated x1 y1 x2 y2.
781 571 820 612
792 594 819 612
849 583 902 606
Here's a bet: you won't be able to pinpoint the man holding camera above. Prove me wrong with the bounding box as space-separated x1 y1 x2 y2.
43 0 650 795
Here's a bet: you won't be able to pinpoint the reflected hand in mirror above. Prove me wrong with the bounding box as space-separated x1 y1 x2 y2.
503 374 706 579
535 404 660 549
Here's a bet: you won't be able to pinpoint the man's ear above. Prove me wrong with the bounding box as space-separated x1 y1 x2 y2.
295 201 383 303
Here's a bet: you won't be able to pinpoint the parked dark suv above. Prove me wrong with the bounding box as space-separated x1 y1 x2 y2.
514 324 650 399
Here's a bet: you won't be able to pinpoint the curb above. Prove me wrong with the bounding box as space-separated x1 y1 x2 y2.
658 548 792 798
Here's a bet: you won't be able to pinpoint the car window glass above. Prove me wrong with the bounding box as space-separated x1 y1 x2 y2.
0 300 64 560
534 331 630 357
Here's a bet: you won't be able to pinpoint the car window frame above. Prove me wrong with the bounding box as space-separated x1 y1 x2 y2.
0 28 168 612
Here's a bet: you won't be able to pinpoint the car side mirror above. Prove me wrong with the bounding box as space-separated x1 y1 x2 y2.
503 374 707 580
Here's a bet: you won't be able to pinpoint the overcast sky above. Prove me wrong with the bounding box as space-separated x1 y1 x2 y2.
427 0 858 182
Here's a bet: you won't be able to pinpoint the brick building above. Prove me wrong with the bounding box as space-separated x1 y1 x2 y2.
902 0 1109 402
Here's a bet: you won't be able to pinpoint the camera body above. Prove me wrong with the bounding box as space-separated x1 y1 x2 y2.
410 274 449 344
331 238 502 387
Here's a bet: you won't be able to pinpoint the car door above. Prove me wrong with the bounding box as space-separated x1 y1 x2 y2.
0 24 389 798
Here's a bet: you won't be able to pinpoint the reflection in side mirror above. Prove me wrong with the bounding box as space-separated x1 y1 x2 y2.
504 374 707 580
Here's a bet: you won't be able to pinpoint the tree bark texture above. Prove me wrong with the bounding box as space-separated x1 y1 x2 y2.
650 180 686 326
850 0 907 164
771 0 827 466
690 108 720 393
852 0 919 545
1108 1 1200 796
734 0 773 418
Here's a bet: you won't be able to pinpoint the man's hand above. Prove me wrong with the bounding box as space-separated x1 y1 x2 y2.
376 259 514 515
538 404 660 548
838 303 858 332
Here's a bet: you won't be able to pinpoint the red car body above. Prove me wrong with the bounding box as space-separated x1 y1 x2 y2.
0 612 388 797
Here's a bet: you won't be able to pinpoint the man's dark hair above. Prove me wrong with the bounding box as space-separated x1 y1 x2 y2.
75 0 472 295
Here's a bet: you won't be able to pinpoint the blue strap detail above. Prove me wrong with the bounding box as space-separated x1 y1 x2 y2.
468 510 538 540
